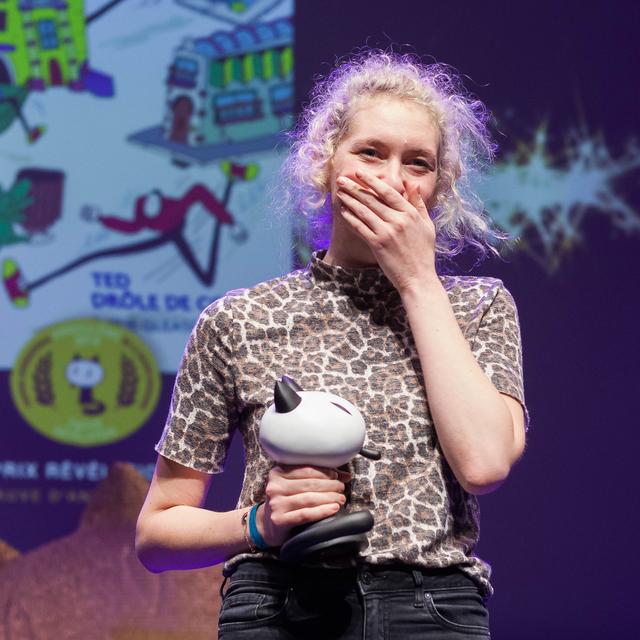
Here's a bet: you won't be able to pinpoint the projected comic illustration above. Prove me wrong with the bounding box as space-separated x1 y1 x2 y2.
0 0 295 379
0 0 295 504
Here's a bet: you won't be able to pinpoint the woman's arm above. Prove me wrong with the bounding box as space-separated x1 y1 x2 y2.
335 171 526 495
135 456 246 572
135 456 349 573
400 281 526 495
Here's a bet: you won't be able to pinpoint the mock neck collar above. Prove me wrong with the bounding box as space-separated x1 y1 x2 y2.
307 249 396 297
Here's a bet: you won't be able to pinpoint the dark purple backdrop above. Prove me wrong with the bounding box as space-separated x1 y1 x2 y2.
292 1 638 637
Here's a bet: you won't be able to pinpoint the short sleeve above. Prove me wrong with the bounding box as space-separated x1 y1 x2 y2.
155 297 239 473
471 282 530 430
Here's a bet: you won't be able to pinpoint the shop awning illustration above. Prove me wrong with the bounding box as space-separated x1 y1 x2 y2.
127 17 293 166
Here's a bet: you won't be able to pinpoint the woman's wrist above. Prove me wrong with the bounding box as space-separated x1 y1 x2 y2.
241 508 257 553
398 272 444 301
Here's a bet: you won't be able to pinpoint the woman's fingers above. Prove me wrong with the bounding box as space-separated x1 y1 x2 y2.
272 503 342 529
406 180 430 218
263 465 352 536
336 191 381 241
274 464 343 480
267 465 349 497
269 493 344 528
354 170 413 211
273 491 346 510
335 172 430 249
336 176 397 223
270 477 346 496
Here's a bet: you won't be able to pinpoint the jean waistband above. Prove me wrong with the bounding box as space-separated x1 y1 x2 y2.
227 558 477 592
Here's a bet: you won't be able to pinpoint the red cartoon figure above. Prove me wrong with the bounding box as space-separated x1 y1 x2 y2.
2 162 254 307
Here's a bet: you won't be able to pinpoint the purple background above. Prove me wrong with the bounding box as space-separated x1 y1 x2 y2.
294 1 638 637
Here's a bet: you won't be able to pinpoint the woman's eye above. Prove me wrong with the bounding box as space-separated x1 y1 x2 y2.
359 148 378 157
411 159 433 170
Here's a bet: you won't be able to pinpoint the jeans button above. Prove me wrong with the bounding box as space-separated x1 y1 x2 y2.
361 571 371 584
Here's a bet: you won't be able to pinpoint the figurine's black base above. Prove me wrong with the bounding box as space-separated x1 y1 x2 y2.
279 509 374 563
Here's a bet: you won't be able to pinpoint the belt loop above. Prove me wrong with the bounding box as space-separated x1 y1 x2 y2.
411 569 424 608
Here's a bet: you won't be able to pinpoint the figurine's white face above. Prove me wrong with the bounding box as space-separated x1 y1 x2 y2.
259 391 366 467
65 357 104 388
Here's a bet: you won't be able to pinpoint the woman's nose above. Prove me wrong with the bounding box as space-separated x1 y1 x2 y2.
377 161 405 195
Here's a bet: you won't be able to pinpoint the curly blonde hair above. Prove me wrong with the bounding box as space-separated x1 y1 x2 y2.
281 50 506 265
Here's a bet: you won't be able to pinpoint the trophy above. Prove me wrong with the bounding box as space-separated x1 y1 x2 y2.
259 375 380 562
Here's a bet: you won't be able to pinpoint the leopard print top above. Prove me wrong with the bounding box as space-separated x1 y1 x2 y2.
156 249 528 596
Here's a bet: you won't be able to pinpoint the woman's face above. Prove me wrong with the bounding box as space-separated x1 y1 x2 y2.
328 96 440 215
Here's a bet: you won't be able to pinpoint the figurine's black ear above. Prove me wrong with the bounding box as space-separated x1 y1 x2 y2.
274 379 302 413
281 375 303 392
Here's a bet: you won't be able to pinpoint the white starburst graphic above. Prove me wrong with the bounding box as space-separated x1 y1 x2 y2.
477 125 640 273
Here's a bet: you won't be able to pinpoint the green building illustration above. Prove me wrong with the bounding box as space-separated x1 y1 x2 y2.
0 0 89 91
0 0 116 141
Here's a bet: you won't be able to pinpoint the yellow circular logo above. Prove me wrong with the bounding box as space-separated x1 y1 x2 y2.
10 318 161 447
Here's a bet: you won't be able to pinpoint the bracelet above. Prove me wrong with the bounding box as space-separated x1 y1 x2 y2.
248 502 270 551
241 509 257 553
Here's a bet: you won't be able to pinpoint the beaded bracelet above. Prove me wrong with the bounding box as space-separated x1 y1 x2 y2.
241 503 271 552
241 509 257 553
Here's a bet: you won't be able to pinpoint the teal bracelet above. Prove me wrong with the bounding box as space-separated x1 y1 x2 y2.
248 503 270 550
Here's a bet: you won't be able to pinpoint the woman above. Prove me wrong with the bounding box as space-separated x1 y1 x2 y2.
136 51 529 639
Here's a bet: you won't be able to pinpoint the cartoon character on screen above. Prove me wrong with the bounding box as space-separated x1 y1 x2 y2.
65 355 106 416
259 375 381 562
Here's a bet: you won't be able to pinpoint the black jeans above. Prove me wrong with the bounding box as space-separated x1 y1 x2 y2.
218 559 490 639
